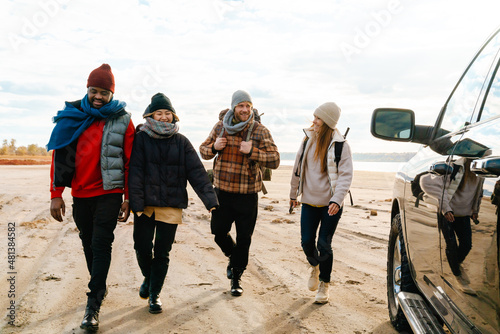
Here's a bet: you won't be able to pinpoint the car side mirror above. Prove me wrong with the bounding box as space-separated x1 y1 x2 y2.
371 108 434 145
371 108 415 141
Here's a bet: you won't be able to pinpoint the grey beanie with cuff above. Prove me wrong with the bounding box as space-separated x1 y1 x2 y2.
231 90 252 111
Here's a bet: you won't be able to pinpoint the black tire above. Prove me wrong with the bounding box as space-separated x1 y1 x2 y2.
387 213 419 332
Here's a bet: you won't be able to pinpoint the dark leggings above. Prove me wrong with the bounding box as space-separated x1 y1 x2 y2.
300 203 342 283
133 212 178 294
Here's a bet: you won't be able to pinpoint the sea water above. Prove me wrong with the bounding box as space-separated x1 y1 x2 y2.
280 160 402 172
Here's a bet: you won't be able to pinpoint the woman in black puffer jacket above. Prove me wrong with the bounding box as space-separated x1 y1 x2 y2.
129 93 218 314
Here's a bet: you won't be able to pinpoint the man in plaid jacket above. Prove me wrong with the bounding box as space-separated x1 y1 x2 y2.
200 90 280 296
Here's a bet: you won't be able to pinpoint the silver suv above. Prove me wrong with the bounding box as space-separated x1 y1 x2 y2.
371 28 500 333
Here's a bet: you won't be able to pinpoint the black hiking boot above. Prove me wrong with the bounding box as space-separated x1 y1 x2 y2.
230 268 244 296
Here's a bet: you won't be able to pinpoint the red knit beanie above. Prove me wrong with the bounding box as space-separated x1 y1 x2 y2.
87 64 115 93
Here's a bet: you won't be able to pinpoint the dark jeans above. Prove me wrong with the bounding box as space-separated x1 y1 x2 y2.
300 203 342 283
441 215 472 276
210 189 258 270
72 193 122 303
133 212 178 294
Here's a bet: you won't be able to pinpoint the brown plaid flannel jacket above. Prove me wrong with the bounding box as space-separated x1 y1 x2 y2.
200 120 280 194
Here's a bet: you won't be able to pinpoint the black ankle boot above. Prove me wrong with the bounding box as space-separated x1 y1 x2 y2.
230 268 244 296
149 294 162 314
80 306 99 331
139 277 149 299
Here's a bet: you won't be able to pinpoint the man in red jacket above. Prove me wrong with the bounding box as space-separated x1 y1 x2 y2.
47 64 135 331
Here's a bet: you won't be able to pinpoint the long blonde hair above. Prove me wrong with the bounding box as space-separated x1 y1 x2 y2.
313 123 334 173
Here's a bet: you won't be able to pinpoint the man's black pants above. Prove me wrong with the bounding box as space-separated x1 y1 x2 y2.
73 193 122 304
211 189 258 270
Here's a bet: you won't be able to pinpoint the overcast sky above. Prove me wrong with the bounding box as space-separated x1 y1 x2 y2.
1 0 499 154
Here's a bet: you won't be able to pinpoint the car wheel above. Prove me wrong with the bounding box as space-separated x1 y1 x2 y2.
387 213 419 331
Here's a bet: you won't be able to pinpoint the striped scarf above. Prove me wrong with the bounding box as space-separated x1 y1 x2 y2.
141 118 179 139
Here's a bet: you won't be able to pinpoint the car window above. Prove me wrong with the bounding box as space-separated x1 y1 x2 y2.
439 31 500 134
479 60 500 121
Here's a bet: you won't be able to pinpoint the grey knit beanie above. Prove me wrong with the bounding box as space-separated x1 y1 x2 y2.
231 90 252 110
313 102 341 130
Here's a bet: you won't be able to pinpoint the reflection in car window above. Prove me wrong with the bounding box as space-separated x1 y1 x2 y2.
448 136 491 157
480 60 500 121
439 32 500 134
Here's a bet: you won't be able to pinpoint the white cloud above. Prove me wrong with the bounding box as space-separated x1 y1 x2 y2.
1 0 500 155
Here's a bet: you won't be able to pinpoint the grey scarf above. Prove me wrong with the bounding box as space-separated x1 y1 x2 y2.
222 109 254 135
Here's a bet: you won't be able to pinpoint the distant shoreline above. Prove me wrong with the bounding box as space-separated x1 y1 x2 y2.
0 152 417 166
352 152 416 162
279 151 416 162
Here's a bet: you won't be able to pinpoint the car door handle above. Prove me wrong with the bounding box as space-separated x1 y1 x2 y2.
430 162 453 175
471 157 500 176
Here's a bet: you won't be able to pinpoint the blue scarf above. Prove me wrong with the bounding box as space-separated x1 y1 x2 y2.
222 108 254 135
46 94 127 151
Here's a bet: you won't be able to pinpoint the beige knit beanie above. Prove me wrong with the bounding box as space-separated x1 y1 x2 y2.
313 102 341 129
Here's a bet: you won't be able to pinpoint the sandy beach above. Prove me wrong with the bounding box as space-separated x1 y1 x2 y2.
0 164 398 334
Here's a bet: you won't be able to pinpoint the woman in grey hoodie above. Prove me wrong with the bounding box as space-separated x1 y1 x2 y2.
289 102 353 304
